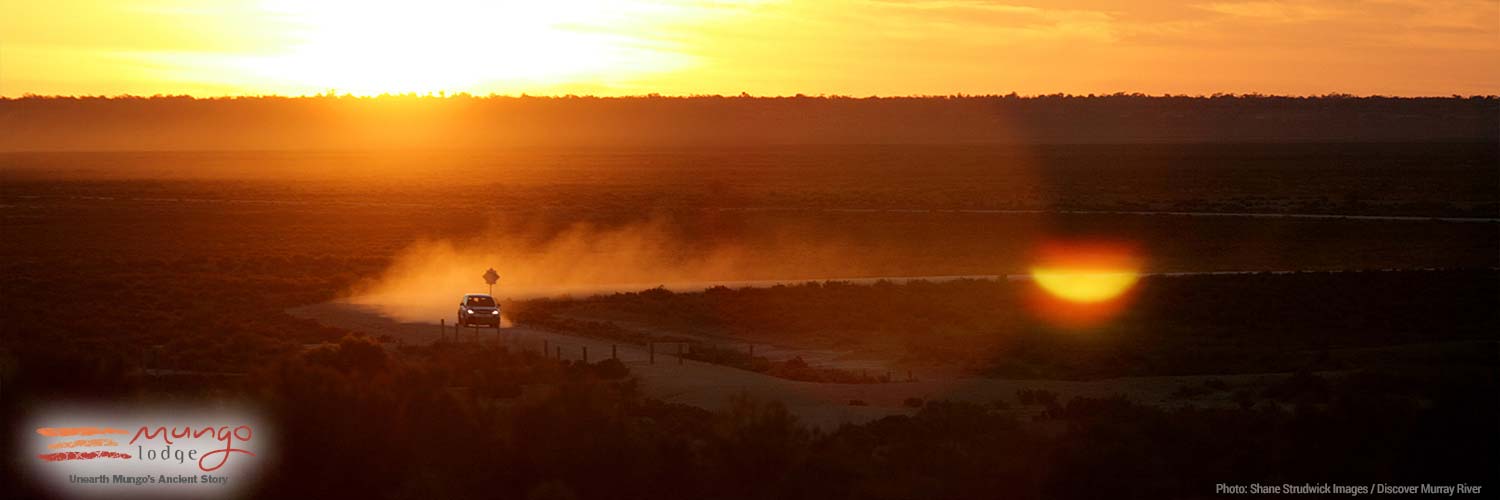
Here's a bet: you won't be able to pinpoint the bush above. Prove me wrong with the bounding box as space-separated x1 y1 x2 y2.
1017 389 1058 406
303 335 388 373
590 358 630 380
1263 370 1330 404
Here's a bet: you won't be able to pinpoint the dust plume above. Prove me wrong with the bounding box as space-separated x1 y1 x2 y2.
340 216 867 323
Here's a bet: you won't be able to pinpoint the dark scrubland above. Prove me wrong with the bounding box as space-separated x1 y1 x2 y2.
4 141 1497 217
5 336 1495 499
518 271 1499 379
4 174 1495 499
3 97 1498 498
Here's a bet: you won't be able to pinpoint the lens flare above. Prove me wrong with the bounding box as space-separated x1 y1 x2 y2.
1025 241 1142 326
1029 268 1139 303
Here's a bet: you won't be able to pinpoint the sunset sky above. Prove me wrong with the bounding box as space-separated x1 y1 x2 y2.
2 0 1497 97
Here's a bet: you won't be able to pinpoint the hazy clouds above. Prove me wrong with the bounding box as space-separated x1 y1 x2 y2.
2 0 1495 97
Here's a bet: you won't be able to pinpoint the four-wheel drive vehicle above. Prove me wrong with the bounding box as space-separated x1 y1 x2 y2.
457 294 501 327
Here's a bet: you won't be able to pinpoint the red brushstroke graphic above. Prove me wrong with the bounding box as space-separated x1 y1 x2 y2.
38 451 132 462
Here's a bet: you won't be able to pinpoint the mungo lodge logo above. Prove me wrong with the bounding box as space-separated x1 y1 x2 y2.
19 405 271 498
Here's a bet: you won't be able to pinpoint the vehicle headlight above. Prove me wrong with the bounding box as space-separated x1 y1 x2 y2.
491 310 500 315
466 309 474 314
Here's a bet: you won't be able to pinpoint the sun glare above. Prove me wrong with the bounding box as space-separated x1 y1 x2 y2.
1030 268 1139 303
1027 240 1142 311
245 0 694 95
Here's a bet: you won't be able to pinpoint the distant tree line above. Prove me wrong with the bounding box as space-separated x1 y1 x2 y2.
2 94 1495 151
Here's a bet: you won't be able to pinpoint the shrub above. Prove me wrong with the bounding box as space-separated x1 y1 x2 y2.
591 358 630 380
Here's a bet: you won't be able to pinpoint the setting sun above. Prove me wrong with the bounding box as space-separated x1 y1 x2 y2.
3 0 1496 97
235 0 693 95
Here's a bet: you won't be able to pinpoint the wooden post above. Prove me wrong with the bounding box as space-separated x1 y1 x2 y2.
439 319 445 342
649 343 655 364
582 346 588 363
612 344 617 360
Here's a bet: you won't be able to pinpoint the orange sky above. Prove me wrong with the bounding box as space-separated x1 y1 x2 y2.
2 0 1497 97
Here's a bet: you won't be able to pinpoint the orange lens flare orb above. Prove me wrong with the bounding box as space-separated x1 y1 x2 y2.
1026 241 1143 326
1029 268 1140 304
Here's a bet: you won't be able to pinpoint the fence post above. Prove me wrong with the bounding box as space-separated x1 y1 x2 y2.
582 346 588 363
439 319 445 342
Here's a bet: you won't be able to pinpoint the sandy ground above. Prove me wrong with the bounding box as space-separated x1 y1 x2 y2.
289 301 1279 429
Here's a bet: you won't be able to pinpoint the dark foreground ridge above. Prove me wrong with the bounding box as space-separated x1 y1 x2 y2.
2 94 1496 151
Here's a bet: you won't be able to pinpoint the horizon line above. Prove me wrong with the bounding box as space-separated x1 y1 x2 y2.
5 92 1499 100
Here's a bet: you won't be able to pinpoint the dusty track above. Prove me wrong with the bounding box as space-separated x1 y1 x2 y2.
291 301 1287 428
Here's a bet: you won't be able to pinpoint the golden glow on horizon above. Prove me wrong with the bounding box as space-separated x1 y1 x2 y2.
1030 268 1139 304
2 0 1497 96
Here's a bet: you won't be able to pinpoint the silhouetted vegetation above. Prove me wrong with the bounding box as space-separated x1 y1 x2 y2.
508 302 888 383
3 94 1496 151
5 339 1495 499
680 346 889 384
530 271 1500 379
2 120 1496 497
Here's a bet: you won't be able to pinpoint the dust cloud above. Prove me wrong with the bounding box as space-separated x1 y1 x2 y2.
340 217 873 323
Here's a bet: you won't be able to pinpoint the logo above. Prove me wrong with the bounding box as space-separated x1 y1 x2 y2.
20 405 270 498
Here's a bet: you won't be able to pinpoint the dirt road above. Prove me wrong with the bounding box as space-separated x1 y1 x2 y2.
290 301 1281 428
